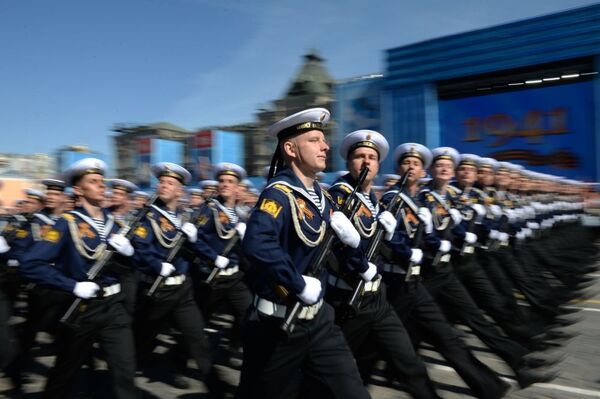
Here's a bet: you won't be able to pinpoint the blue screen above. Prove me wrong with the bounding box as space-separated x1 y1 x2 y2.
439 81 595 180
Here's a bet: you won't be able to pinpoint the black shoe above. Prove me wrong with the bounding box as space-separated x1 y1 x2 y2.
522 353 565 369
545 329 577 341
516 368 559 389
558 306 581 315
171 374 190 389
551 315 583 327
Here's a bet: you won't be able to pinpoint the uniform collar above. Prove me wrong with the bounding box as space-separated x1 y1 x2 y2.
268 167 325 213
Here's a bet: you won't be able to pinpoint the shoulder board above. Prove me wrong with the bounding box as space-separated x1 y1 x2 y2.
447 185 462 195
62 213 75 222
272 184 293 194
334 183 352 194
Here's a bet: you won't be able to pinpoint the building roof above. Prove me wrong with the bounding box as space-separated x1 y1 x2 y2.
286 50 334 97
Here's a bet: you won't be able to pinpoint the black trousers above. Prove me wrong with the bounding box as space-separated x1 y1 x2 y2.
385 274 508 399
43 293 138 399
422 263 529 372
5 287 70 378
330 283 440 399
135 278 212 378
453 252 544 341
236 302 371 399
0 285 15 368
196 276 253 347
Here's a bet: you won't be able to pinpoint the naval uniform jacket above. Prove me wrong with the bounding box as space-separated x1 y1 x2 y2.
241 168 368 304
194 196 244 286
131 202 214 279
20 207 123 292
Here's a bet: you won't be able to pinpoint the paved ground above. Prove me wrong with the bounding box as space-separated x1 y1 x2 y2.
1 251 599 398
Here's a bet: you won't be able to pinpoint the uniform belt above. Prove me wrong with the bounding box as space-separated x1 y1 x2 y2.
382 263 406 274
102 283 121 297
462 245 475 254
253 296 323 320
439 253 452 263
327 274 381 293
141 274 186 286
217 265 239 276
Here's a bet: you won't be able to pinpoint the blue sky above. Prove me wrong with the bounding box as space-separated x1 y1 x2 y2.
2 0 598 160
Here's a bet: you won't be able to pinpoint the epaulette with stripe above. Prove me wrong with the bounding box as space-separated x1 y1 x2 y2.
272 184 293 194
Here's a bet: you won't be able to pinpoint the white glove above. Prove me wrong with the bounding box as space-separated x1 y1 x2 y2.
181 222 197 243
515 231 525 241
108 234 134 257
438 240 451 254
160 262 176 277
360 262 378 282
527 222 540 230
471 204 486 217
330 211 360 248
73 281 100 299
522 228 532 238
298 275 321 305
0 236 10 254
489 204 502 217
464 232 477 244
235 222 246 240
410 248 423 265
448 208 462 225
504 209 518 223
417 207 433 234
377 211 397 241
489 229 500 240
498 232 509 243
214 255 229 269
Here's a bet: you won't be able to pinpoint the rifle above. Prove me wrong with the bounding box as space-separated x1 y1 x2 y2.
342 170 410 319
204 233 239 284
459 206 478 256
280 166 369 335
404 223 424 281
60 193 158 324
431 219 454 266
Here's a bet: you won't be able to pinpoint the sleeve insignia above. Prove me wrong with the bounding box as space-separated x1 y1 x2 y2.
259 198 282 219
336 195 344 206
16 229 28 239
44 228 60 243
197 214 209 226
426 193 434 202
135 226 147 239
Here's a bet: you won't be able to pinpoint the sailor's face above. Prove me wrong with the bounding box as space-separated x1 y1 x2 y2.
157 176 183 203
477 168 494 186
74 174 105 203
347 147 379 183
495 170 511 188
431 159 455 183
397 156 424 185
218 174 239 200
293 129 329 173
112 189 129 207
456 164 477 186
45 190 64 210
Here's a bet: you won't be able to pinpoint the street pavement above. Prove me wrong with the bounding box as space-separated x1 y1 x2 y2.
1 257 599 398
